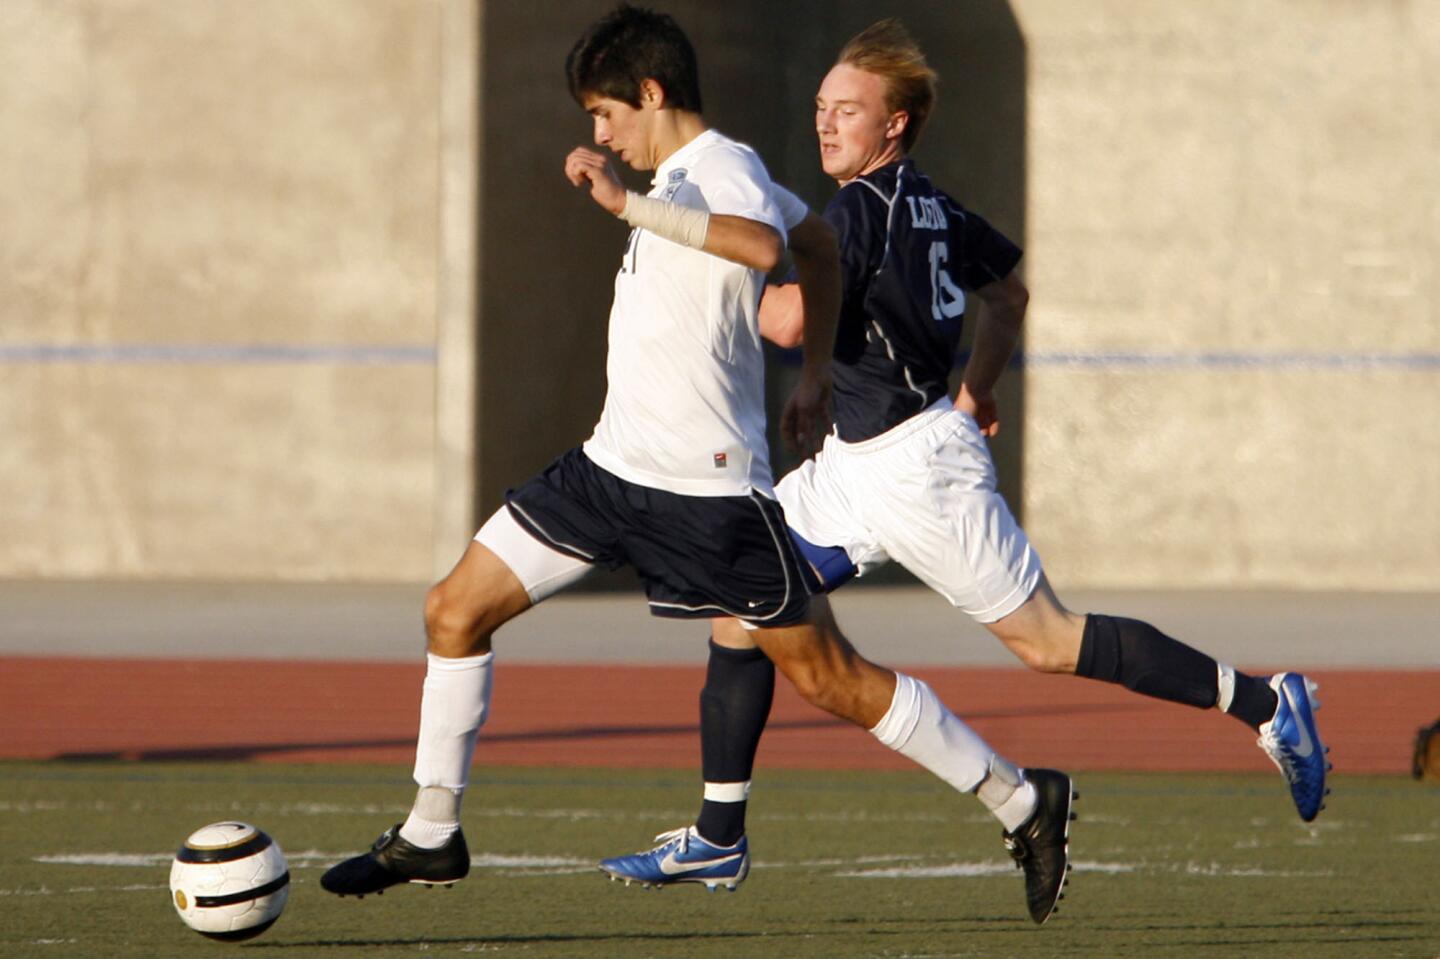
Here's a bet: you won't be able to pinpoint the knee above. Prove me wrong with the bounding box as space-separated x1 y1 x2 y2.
784 659 830 709
990 608 1084 675
1013 642 1073 674
996 632 1077 675
783 650 866 721
423 582 492 657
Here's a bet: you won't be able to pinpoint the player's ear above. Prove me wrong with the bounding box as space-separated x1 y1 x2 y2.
885 110 910 142
639 77 666 109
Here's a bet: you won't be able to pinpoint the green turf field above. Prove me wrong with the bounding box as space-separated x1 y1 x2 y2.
1 762 1437 958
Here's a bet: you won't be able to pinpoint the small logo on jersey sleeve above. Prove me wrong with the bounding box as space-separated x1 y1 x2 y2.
662 168 688 200
713 452 728 469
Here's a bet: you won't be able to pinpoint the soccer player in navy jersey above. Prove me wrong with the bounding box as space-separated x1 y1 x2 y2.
319 6 1069 924
601 20 1329 924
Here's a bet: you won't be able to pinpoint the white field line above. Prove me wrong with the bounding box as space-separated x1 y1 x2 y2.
759 854 927 868
835 860 1139 879
29 851 1330 885
0 884 168 898
34 854 172 867
1179 861 1333 878
33 852 592 872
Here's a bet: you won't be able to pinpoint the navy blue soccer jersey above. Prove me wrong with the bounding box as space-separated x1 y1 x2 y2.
823 159 1022 441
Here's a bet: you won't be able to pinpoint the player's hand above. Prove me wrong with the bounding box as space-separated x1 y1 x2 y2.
564 147 627 216
956 381 1000 437
781 367 833 457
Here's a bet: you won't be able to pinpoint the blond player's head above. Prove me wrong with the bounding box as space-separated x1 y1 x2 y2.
816 20 938 182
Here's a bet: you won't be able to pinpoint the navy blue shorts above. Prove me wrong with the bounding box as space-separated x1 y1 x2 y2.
504 448 810 627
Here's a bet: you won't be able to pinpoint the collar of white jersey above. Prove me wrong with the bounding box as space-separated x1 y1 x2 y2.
652 128 723 186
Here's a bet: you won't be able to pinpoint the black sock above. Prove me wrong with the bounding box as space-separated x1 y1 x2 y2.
694 640 774 847
1077 614 1219 709
1224 672 1280 731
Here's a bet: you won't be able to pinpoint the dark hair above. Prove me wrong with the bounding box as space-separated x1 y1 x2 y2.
837 19 937 152
565 4 702 112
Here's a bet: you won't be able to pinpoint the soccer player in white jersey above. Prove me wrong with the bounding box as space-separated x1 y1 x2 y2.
320 6 1069 921
602 20 1332 924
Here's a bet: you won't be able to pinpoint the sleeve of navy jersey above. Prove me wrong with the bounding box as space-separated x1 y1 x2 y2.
947 202 1023 291
821 183 886 367
819 164 1023 442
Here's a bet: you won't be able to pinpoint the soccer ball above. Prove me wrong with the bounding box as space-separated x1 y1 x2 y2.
169 822 290 941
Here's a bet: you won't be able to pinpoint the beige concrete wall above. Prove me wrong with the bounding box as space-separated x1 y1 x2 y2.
1 0 445 579
1011 0 1440 589
5 1 1435 590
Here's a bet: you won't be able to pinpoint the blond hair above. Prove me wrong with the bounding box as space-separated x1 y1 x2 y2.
837 19 937 152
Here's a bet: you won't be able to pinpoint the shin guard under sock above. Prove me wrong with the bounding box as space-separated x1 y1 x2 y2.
403 651 494 848
1077 614 1219 708
695 641 774 846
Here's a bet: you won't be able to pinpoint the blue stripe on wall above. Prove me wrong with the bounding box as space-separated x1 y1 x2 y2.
768 349 1440 372
4 343 1437 371
1008 350 1440 371
0 344 437 364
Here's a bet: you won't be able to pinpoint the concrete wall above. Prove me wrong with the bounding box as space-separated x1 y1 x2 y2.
2 0 446 579
4 0 1436 589
1011 0 1440 589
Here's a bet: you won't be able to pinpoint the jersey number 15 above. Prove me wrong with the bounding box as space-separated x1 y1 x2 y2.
928 241 965 321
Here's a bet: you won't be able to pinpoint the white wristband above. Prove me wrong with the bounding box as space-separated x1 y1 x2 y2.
620 191 710 250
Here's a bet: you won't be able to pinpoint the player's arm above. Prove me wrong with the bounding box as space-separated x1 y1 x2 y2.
565 146 781 271
773 210 840 455
758 284 802 348
758 212 838 349
956 270 1028 437
701 214 783 272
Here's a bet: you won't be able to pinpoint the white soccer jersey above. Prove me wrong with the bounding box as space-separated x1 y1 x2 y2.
583 129 800 497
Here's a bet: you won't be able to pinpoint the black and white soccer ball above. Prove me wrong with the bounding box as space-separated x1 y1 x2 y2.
169 821 290 941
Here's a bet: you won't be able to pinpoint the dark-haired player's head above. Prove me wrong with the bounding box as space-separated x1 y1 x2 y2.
816 20 938 183
565 5 704 172
566 4 702 113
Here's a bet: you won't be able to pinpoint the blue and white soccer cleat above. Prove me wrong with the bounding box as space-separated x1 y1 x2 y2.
599 826 749 891
1256 673 1332 822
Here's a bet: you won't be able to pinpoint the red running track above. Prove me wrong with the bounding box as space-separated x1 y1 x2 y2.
2 657 1433 774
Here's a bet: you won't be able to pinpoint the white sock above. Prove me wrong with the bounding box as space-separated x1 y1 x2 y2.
869 672 997 796
869 674 1038 831
401 651 493 848
703 781 751 803
976 756 1039 832
401 787 463 849
1216 663 1237 712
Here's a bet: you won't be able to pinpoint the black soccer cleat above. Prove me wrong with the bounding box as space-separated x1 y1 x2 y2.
321 824 469 897
1002 769 1076 925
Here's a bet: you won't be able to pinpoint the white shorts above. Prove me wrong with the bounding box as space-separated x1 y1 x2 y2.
776 398 1043 623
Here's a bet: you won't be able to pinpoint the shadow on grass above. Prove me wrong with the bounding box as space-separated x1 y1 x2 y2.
260 929 808 949
54 703 1138 762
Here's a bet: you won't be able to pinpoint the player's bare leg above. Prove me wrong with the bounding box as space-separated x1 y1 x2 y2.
602 598 1073 922
742 598 896 728
986 574 1329 820
322 542 534 897
423 540 534 658
981 575 1085 674
756 599 1072 922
